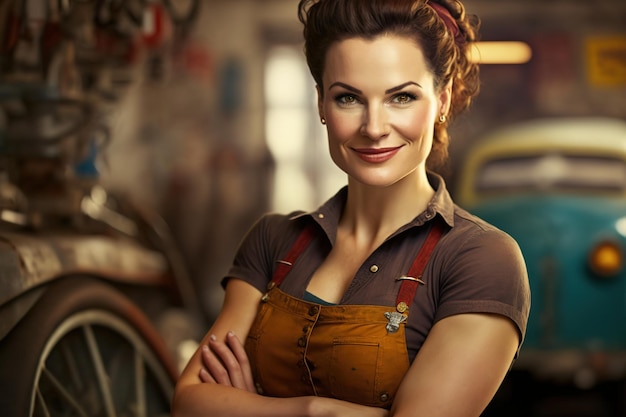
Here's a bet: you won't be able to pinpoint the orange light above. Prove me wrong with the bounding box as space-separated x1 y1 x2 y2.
589 241 623 277
470 41 532 64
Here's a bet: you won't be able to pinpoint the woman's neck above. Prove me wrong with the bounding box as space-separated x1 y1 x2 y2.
340 170 435 247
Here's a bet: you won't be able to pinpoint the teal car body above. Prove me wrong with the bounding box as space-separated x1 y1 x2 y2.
457 117 626 386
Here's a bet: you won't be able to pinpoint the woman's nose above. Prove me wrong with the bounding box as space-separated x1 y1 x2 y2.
360 104 390 140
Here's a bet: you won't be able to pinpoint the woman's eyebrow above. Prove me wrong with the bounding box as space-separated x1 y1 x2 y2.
328 82 362 94
327 81 422 94
385 81 421 94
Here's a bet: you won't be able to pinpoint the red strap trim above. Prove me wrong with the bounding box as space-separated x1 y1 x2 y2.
271 224 317 286
396 220 446 309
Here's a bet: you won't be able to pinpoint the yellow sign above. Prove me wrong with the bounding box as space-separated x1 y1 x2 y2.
586 36 626 86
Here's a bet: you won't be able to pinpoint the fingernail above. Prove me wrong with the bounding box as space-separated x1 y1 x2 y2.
202 345 209 352
209 334 217 341
227 331 234 337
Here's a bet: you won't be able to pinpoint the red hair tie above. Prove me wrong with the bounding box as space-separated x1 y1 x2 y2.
427 1 466 46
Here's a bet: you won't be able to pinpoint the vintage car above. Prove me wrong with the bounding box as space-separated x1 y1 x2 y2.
457 116 626 389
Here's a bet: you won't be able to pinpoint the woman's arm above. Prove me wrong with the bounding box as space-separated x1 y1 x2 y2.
389 313 519 417
172 279 388 417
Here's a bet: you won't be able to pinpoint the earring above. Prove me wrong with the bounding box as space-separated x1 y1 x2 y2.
438 114 447 124
321 117 326 125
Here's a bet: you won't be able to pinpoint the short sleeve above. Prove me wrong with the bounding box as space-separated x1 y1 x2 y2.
221 214 291 293
221 215 280 291
434 227 531 348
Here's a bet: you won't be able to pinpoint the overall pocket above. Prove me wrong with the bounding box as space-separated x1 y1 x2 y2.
328 337 381 404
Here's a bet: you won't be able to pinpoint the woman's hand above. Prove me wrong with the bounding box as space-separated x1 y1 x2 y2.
198 331 256 393
196 330 389 417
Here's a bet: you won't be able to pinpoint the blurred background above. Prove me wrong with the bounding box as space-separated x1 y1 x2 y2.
1 0 625 415
95 0 626 320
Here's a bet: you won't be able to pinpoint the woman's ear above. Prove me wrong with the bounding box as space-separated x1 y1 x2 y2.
439 81 453 116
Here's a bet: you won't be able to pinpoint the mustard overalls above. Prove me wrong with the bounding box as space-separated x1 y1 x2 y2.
245 220 445 408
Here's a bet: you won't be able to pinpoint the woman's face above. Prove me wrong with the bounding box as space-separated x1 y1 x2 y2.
318 35 451 188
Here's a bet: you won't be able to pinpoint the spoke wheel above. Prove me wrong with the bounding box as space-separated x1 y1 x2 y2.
0 277 178 417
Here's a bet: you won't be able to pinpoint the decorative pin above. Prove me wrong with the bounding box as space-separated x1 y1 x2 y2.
384 311 407 333
396 276 425 285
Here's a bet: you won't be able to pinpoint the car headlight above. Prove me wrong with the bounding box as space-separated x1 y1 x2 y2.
588 240 623 277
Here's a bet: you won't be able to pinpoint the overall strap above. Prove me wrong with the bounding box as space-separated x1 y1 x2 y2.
271 223 317 286
395 219 446 314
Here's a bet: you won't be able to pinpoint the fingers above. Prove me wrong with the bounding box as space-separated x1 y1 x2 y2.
225 332 256 393
200 341 233 386
199 332 255 392
199 367 216 383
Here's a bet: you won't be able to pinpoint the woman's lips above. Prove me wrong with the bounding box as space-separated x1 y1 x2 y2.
353 146 402 163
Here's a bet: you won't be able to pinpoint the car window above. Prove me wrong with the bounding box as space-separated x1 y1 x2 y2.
475 153 626 194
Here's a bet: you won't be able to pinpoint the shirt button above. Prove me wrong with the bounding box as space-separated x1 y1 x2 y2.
301 375 308 383
370 264 379 273
302 325 310 333
425 210 434 219
380 392 390 402
297 359 305 368
308 305 319 316
255 382 264 395
318 213 325 219
297 337 307 347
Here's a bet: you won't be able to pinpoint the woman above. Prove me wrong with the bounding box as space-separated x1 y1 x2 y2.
173 0 531 416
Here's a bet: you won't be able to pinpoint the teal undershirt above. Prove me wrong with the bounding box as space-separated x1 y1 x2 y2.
303 291 336 306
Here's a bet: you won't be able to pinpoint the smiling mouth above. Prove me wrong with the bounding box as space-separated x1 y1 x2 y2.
353 146 403 163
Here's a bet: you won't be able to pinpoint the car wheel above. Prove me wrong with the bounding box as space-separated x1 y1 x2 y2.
0 277 178 417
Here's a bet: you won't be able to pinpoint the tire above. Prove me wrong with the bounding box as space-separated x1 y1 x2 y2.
0 277 179 417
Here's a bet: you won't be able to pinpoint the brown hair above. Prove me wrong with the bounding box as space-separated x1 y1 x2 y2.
297 0 480 170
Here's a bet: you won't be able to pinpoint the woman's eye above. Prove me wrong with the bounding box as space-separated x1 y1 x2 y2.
392 93 416 104
336 94 359 105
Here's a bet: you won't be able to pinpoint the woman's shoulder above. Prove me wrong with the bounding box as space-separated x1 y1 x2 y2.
224 210 312 291
434 205 531 342
449 204 521 250
437 204 528 282
243 210 313 253
253 210 309 235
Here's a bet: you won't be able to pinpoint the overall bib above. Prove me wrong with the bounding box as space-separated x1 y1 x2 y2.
245 220 445 408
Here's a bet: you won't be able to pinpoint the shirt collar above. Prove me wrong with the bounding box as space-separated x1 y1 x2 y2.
290 171 455 243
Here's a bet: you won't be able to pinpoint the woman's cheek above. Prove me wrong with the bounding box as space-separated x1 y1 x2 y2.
391 110 433 140
326 114 361 143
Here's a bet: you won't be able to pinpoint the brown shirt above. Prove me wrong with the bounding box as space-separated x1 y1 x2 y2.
224 173 531 362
